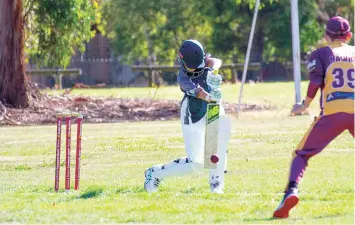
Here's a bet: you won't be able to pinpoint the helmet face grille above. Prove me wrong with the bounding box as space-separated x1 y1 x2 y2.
183 67 206 79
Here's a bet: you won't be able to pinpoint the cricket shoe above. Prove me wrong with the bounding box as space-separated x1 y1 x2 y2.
144 167 162 193
210 180 224 194
273 188 299 219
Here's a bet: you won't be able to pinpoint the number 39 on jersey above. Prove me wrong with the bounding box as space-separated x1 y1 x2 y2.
323 61 354 115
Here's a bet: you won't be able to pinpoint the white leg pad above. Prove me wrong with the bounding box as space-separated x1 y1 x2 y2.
209 115 231 189
153 157 204 179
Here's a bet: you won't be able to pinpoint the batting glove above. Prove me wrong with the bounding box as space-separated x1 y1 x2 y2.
206 72 222 90
206 88 222 103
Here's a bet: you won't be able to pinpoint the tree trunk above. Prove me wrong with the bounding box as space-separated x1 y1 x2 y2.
231 54 238 84
144 24 157 87
0 0 29 108
248 27 264 82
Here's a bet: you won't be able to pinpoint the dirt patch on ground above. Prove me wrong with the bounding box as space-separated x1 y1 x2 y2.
0 84 275 126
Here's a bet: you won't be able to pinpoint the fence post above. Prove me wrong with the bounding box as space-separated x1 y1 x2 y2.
54 72 63 90
231 69 238 83
148 69 153 87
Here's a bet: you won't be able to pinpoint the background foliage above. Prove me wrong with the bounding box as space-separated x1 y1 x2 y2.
24 0 101 68
102 0 353 66
17 0 355 71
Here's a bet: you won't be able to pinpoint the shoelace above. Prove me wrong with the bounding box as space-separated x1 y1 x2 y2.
154 178 161 187
144 170 153 186
211 181 220 189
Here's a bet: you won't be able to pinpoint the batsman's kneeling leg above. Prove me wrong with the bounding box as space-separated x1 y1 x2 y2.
152 157 204 179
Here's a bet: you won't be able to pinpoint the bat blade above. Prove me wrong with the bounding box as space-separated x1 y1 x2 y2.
204 103 219 169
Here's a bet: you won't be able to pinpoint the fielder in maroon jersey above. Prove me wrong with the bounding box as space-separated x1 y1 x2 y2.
273 16 355 219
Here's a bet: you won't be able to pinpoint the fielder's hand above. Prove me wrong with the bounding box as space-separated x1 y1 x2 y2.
291 101 309 116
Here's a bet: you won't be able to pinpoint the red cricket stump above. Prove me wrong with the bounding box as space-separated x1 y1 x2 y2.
65 116 71 192
55 112 83 192
54 114 62 192
75 115 83 190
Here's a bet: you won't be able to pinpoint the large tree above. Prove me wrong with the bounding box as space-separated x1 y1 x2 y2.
0 0 100 108
0 0 28 107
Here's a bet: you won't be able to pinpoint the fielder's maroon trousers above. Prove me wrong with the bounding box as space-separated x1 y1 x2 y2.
289 112 354 183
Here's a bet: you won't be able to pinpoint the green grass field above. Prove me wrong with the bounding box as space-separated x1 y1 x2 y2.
48 81 317 110
0 82 353 224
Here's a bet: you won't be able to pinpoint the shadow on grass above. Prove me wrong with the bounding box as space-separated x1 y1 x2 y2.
78 188 104 199
116 186 145 194
243 217 284 222
245 214 350 223
312 213 351 220
182 187 196 194
244 216 308 223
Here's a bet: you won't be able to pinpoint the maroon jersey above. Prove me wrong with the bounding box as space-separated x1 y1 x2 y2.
307 44 355 115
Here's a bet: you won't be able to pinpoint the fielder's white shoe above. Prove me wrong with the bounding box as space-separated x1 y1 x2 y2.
144 167 162 193
210 180 224 194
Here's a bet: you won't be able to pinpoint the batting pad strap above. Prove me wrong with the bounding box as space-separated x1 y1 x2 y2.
153 158 203 179
173 157 191 164
161 157 191 170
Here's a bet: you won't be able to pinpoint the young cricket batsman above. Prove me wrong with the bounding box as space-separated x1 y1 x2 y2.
273 16 355 218
144 40 231 194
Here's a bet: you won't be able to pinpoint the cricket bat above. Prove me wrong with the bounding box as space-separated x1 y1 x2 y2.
204 103 220 169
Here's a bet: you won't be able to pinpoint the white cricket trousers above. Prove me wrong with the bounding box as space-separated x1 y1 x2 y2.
181 97 225 164
152 97 230 188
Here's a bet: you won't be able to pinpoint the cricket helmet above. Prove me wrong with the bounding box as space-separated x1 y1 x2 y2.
179 40 206 78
